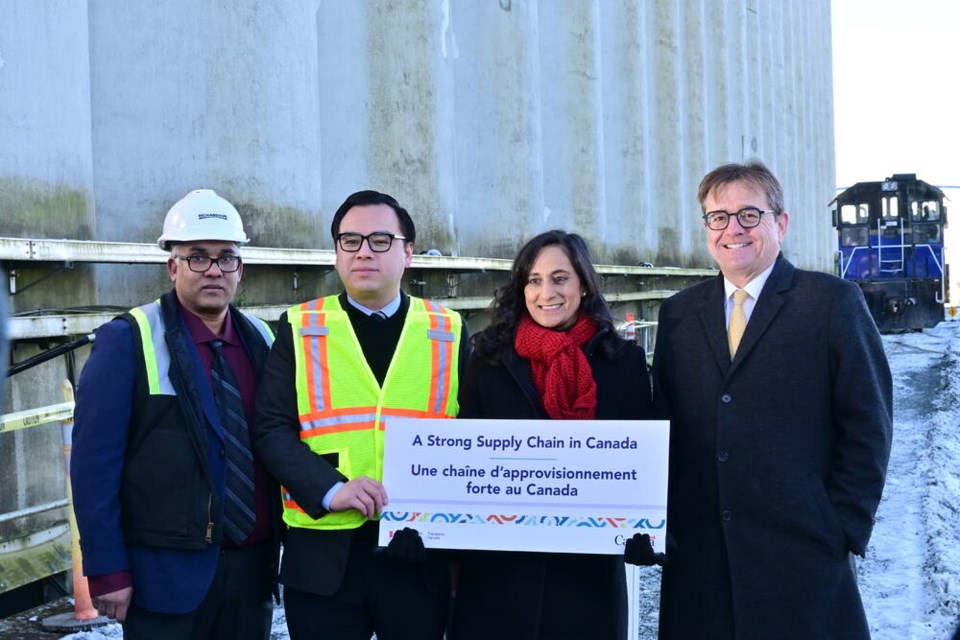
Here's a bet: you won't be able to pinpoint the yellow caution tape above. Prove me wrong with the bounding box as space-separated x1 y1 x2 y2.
0 402 75 434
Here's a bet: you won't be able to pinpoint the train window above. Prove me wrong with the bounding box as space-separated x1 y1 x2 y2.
914 223 941 243
840 203 869 224
841 227 868 247
882 196 899 220
910 200 940 221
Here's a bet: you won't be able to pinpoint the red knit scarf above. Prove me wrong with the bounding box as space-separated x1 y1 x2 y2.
514 313 598 420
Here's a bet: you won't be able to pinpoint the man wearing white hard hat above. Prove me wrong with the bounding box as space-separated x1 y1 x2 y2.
71 189 280 639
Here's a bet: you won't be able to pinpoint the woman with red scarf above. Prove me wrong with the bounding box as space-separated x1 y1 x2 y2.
449 230 655 640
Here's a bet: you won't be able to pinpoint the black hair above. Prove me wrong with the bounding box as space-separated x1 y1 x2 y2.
473 230 618 362
330 190 416 244
698 159 785 214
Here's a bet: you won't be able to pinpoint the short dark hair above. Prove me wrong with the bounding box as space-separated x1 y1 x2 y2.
330 190 416 244
698 160 785 214
473 230 618 362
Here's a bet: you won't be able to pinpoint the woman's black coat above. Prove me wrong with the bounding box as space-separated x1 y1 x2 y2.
449 330 653 640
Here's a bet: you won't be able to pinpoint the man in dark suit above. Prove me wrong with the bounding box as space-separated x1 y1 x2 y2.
254 190 468 640
72 189 278 639
652 161 892 639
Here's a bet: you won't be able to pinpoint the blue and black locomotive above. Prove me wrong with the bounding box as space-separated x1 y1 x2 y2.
831 173 947 332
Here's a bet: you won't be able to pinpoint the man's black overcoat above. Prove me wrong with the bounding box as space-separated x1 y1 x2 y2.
652 256 892 639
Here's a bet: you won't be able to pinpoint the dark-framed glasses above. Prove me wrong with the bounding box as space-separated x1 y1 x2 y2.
702 207 777 231
336 232 407 253
176 254 242 273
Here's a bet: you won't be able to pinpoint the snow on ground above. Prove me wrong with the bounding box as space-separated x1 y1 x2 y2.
861 324 960 639
61 325 960 640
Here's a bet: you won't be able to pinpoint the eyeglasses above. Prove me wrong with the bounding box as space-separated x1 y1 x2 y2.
335 232 407 253
702 207 777 230
176 255 242 273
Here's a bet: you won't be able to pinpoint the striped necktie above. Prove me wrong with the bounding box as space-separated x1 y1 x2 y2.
209 339 256 543
728 289 749 360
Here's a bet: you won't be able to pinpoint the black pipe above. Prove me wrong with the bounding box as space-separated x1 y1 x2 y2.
8 333 96 378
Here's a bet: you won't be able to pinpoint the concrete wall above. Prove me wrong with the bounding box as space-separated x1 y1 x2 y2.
0 3 96 565
0 1 95 240
0 1 99 317
2 0 835 284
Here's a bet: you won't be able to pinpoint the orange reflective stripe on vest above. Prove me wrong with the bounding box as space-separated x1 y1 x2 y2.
299 297 333 415
424 299 455 417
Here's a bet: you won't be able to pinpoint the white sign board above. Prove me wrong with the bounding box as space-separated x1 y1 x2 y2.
377 417 669 555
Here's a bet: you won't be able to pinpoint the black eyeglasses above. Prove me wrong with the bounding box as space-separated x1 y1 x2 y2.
176 255 242 273
702 207 777 231
335 232 407 253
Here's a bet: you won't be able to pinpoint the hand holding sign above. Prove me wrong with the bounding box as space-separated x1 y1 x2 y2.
378 418 669 555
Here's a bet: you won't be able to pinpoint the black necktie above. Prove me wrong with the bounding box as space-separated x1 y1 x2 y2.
209 339 256 543
370 311 387 321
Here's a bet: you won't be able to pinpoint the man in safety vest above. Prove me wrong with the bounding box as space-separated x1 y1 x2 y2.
71 189 279 639
254 190 468 640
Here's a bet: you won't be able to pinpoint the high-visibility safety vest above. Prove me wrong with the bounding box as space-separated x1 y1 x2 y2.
283 295 462 530
119 295 274 549
128 299 275 396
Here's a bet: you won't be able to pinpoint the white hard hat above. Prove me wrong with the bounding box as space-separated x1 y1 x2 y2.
157 189 250 250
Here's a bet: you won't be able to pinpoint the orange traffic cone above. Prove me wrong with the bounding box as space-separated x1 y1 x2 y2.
625 313 636 342
42 381 109 633
61 380 100 620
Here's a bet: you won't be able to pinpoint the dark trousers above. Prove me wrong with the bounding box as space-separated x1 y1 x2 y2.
450 551 627 640
123 543 274 640
283 533 448 640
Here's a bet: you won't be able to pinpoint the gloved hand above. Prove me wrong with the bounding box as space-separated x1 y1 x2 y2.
624 533 667 566
385 527 427 563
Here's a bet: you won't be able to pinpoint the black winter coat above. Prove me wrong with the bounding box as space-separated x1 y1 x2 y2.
449 329 653 640
652 257 892 639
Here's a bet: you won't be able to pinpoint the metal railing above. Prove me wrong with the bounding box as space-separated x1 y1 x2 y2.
0 236 712 276
0 382 101 621
0 391 75 524
2 236 713 340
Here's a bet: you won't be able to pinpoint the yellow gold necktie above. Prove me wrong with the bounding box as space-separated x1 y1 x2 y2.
728 289 749 359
